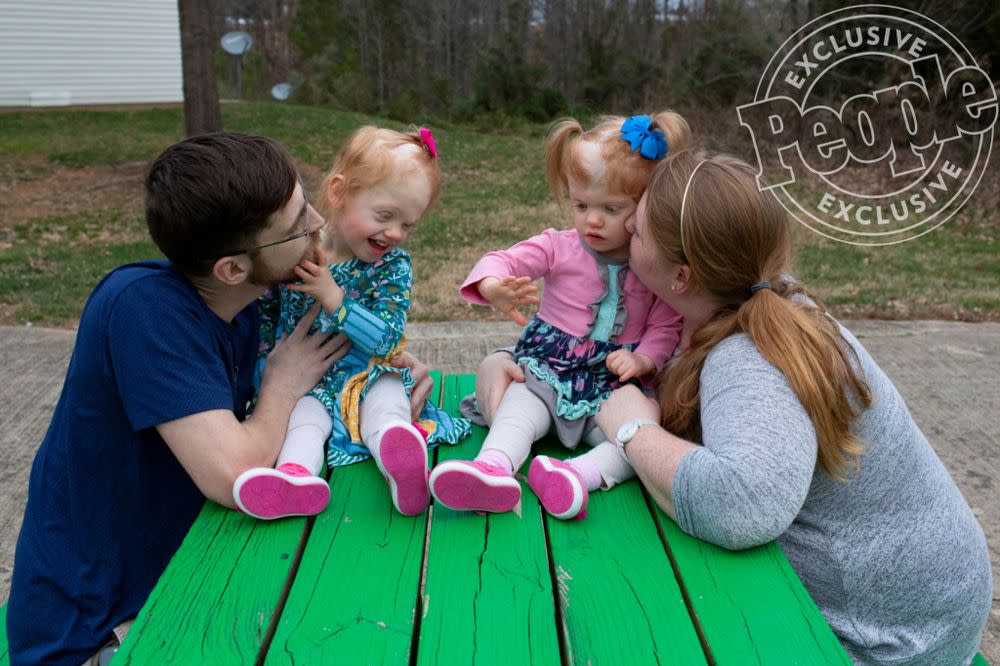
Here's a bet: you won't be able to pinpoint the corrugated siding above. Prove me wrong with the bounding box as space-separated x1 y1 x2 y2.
0 1 182 107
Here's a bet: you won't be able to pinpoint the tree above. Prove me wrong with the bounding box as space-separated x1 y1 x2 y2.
179 0 223 136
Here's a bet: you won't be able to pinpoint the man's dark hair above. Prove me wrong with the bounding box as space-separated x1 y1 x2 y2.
145 132 298 276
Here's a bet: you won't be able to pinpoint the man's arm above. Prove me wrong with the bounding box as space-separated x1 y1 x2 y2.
157 307 349 506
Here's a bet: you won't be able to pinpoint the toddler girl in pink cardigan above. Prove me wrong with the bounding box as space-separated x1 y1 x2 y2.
429 113 689 520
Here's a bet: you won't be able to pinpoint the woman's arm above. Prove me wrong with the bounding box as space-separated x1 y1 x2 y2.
595 385 697 517
608 337 818 550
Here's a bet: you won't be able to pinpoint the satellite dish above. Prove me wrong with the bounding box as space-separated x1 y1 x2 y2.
220 31 253 56
271 83 293 101
221 31 253 100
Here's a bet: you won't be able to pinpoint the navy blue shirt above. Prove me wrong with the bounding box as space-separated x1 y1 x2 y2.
7 261 258 665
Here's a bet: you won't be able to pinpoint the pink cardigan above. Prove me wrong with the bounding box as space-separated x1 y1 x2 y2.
460 228 682 369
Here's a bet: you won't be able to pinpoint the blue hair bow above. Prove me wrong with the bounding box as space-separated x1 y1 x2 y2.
619 115 668 160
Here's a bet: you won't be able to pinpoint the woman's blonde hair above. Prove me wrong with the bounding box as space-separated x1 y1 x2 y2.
545 111 692 204
319 126 441 220
648 150 872 480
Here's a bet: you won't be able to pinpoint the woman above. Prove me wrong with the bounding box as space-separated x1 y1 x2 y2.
474 150 992 664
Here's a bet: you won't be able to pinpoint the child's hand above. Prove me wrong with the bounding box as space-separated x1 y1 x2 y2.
606 350 656 382
287 247 345 313
478 276 540 326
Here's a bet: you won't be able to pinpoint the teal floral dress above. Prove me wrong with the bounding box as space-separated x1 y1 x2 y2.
253 248 469 467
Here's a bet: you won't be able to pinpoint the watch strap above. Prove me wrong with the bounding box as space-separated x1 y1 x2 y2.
615 418 659 460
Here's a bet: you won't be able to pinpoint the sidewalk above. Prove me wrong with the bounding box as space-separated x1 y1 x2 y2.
0 320 997 662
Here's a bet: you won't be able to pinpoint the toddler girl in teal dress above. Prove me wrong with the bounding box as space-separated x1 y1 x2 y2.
234 127 469 519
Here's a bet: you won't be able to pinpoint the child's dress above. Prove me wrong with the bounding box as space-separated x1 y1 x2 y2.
254 247 470 467
460 228 682 447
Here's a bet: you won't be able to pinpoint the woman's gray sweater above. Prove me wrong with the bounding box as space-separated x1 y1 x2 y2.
671 326 992 665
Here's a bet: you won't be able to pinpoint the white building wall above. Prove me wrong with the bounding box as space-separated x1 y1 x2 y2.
0 1 183 107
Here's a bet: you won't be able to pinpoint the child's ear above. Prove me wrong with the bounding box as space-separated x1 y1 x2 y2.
325 174 346 209
212 255 252 286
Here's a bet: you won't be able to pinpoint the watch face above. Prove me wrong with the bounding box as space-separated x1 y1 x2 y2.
618 422 637 442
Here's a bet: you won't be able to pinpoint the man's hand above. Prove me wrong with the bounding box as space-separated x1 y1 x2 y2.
606 350 656 383
478 276 540 326
389 351 433 421
158 306 350 508
287 247 346 313
475 351 524 424
260 304 351 400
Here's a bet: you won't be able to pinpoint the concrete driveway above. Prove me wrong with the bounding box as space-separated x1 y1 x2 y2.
1 320 997 662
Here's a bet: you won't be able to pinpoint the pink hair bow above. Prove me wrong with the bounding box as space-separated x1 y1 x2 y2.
419 127 437 159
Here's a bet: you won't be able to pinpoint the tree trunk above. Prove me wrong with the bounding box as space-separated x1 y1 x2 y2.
179 0 223 136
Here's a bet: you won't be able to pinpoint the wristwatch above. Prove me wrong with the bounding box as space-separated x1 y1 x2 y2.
615 418 658 460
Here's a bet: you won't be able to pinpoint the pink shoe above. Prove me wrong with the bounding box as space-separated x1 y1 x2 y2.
233 462 330 520
528 456 588 520
373 422 430 516
429 460 521 513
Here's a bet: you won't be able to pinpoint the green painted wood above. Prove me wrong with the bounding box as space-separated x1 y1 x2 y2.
542 446 707 665
261 369 443 664
115 503 308 664
262 456 427 664
652 507 851 665
972 652 990 666
1 603 9 666
416 374 561 666
429 369 442 406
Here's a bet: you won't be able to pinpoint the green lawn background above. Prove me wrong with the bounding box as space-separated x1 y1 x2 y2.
1 102 996 327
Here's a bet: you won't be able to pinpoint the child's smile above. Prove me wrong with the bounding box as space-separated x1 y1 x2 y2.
326 170 432 263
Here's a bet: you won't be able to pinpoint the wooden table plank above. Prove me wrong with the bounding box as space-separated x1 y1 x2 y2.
416 374 561 666
262 461 427 664
115 505 308 664
262 371 443 665
543 449 708 665
652 508 851 665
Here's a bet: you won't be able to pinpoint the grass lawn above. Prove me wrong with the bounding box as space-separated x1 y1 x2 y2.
0 102 997 327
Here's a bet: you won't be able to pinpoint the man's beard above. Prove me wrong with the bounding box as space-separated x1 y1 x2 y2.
247 254 299 287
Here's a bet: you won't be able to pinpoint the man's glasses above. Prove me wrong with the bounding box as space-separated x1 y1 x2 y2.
228 216 327 255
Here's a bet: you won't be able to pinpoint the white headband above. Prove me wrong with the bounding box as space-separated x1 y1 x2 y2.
679 159 710 259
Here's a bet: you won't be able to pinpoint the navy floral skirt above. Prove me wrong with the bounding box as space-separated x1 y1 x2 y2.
513 316 635 421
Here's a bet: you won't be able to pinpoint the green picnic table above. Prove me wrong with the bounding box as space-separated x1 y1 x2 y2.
113 372 851 665
0 374 988 665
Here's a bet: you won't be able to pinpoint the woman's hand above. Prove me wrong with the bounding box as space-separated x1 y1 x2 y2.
596 384 661 442
478 276 540 326
475 351 523 424
389 351 434 421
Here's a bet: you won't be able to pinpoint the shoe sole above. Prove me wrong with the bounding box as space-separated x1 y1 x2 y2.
528 456 586 520
377 425 430 516
233 468 330 520
429 461 521 513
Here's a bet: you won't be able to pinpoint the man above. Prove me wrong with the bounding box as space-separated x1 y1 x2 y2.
6 133 431 665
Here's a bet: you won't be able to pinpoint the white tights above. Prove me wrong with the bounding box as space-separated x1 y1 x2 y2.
276 395 331 475
478 381 635 489
274 375 413 475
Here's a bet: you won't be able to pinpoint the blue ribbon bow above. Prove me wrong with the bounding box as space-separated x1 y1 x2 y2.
619 115 668 160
